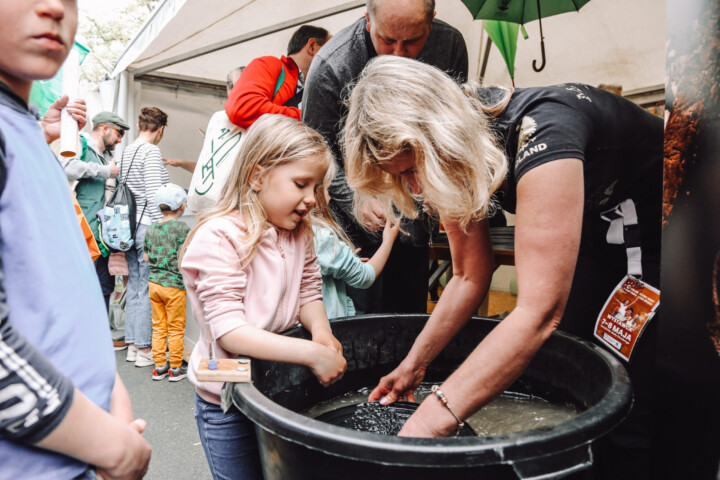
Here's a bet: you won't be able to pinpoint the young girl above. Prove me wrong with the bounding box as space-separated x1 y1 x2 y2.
181 114 346 480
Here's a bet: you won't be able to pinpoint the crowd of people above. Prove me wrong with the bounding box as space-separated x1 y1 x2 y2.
0 0 662 479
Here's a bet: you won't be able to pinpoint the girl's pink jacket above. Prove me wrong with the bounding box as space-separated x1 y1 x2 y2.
182 211 323 404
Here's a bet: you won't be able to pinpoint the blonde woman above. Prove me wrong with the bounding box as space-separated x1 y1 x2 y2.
181 114 346 479
344 56 662 477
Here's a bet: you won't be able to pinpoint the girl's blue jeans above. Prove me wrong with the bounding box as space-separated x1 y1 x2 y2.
194 393 264 480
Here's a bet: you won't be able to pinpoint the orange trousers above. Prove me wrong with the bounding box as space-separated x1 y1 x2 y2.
149 282 186 368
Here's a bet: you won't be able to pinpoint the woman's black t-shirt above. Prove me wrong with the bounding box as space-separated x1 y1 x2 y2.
481 83 663 253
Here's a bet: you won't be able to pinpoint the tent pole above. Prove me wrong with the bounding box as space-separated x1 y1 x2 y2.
479 35 493 84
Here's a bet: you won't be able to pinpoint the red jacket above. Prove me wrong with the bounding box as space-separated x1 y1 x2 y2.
225 55 301 129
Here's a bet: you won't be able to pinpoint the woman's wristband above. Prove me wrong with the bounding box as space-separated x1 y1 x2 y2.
430 385 465 436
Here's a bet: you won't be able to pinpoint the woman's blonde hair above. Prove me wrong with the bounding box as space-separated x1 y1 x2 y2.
343 56 509 232
182 114 337 265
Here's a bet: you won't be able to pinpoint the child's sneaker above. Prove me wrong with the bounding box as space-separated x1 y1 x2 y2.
169 361 188 382
152 363 170 381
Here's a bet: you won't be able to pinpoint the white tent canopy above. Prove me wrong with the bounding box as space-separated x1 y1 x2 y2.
112 1 367 185
108 0 665 210
114 0 665 89
107 0 664 346
109 0 665 187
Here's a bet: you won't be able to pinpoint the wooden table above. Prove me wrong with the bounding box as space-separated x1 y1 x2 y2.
428 226 515 315
428 226 515 266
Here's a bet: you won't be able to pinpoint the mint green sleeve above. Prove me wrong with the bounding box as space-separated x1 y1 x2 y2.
314 227 376 289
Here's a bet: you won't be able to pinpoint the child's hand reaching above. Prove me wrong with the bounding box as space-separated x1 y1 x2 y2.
354 247 370 262
310 344 347 387
366 219 400 278
382 219 400 244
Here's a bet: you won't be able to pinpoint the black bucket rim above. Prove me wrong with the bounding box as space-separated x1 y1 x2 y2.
232 314 632 468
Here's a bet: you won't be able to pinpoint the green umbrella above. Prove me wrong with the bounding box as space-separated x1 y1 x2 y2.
483 20 529 85
484 20 519 80
462 0 591 72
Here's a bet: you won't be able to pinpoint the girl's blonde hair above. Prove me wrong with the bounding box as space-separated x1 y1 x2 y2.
343 56 509 232
182 114 337 265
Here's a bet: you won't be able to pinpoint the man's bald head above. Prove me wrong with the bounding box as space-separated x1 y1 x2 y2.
367 0 435 21
365 0 436 58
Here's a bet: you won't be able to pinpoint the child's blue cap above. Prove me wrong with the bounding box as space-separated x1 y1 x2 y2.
155 183 187 210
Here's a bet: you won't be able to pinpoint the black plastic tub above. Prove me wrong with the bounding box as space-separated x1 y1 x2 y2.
231 314 631 479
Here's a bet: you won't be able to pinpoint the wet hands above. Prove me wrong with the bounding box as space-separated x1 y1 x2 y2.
41 96 87 143
310 343 346 387
368 361 427 405
397 409 450 438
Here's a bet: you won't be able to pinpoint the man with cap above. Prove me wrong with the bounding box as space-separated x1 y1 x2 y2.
60 111 129 312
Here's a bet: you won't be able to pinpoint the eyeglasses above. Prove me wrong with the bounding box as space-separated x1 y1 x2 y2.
108 125 125 138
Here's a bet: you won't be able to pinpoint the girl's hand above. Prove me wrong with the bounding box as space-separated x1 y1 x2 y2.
313 328 343 356
382 219 400 244
354 247 370 262
310 344 347 387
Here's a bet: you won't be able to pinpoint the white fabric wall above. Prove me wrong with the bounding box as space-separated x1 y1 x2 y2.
134 82 226 347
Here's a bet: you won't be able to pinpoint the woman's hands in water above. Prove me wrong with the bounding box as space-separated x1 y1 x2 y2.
398 408 451 438
368 360 427 405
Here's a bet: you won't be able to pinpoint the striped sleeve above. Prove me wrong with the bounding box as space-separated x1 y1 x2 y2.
121 143 169 224
141 144 169 223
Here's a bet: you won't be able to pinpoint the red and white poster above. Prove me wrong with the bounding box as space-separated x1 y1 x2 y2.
594 276 661 362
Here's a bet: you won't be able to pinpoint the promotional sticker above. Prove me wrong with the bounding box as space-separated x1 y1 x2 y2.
594 276 661 361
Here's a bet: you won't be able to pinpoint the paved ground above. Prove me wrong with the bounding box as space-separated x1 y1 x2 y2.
115 348 211 480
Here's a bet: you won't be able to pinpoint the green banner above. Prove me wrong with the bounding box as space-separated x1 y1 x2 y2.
29 41 89 115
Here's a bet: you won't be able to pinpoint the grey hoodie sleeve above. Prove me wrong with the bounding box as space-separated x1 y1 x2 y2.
59 153 112 180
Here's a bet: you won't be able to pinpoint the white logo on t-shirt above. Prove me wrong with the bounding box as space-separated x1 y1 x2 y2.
516 116 547 166
564 85 592 102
